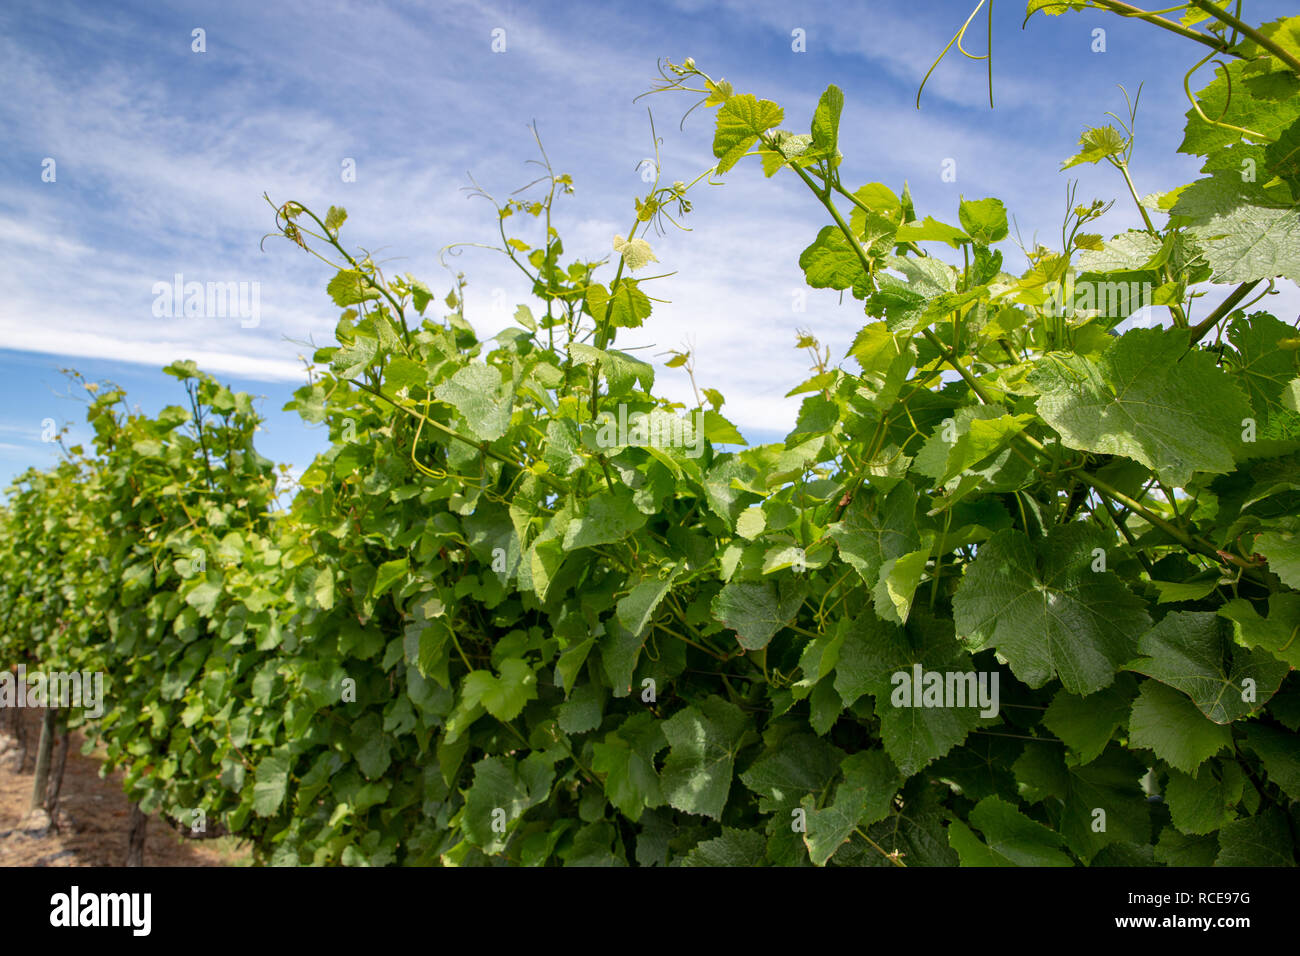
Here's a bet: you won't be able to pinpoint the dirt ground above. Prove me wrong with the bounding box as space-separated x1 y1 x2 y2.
0 706 248 867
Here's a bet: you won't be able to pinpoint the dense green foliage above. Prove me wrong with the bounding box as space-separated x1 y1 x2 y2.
3 2 1300 866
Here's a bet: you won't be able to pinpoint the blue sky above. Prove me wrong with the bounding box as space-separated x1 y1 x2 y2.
2 0 1297 491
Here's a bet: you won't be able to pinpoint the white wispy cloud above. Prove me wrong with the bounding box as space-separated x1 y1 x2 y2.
1 0 1295 454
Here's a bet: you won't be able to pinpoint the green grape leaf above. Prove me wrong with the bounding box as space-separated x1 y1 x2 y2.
601 621 645 697
1243 723 1300 801
591 713 667 822
434 363 515 441
1255 520 1300 589
681 828 768 866
185 578 223 617
949 796 1073 866
1062 748 1151 860
713 93 784 173
372 557 408 599
1013 743 1150 861
1075 231 1164 272
326 269 380 306
1179 58 1300 157
1214 809 1296 867
585 280 652 330
798 225 872 295
659 696 751 819
612 235 658 272
1164 761 1245 835
1155 828 1219 867
1153 578 1220 604
810 84 844 155
953 523 1151 695
912 405 1034 485
460 658 538 722
800 750 900 866
826 481 921 589
1041 674 1139 764
616 564 683 638
849 184 903 235
1171 177 1300 284
1218 593 1300 668
562 490 647 551
462 754 554 854
894 216 969 247
702 409 747 446
1264 114 1300 195
871 546 930 625
252 750 291 817
1128 679 1231 773
568 344 655 395
1030 328 1252 486
1062 125 1127 169
1026 0 1088 16
740 733 844 813
384 356 430 394
958 197 1009 245
1226 312 1300 431
833 612 988 775
323 205 348 234
331 334 378 380
556 681 604 735
711 577 806 651
1127 611 1289 723
856 779 957 866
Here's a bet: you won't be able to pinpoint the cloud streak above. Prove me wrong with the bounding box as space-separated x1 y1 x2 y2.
0 0 1296 469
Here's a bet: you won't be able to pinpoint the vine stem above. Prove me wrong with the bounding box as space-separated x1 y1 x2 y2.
1187 279 1260 344
1189 0 1300 75
785 622 823 640
1095 492 1156 575
1113 161 1188 327
448 624 473 672
1084 0 1230 55
654 622 729 662
854 827 907 867
589 207 644 422
273 197 414 351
